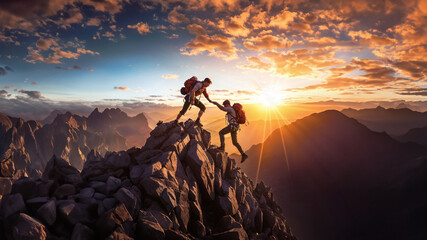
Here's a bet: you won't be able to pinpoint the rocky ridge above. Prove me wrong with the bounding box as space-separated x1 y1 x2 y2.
0 119 295 240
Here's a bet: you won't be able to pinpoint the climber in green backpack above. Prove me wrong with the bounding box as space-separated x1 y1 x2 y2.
212 99 249 163
174 76 212 127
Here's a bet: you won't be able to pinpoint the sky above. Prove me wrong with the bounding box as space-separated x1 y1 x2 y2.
0 0 426 119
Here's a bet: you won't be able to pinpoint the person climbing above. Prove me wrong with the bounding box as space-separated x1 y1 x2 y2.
174 77 212 127
212 99 249 163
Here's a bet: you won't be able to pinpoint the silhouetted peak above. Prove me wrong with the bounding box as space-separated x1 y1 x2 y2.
375 105 385 110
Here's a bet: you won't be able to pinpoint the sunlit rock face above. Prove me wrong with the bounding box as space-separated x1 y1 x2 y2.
0 119 295 240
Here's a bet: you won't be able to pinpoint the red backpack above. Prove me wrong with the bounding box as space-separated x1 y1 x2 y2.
232 103 246 124
181 77 198 95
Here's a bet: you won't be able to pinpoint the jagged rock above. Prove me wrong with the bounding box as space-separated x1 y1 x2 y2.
0 177 13 196
0 118 295 240
201 129 211 149
255 208 264 233
0 157 15 177
96 203 133 238
114 187 139 218
135 149 163 164
71 223 95 240
165 229 191 240
174 190 190 231
236 184 246 204
148 209 173 230
57 200 91 226
106 231 133 240
217 180 238 215
214 168 222 194
106 176 122 194
42 155 82 185
207 227 248 240
54 184 76 199
214 215 243 233
185 140 215 200
189 201 203 222
37 200 56 226
9 213 48 240
0 193 26 219
137 210 165 240
105 151 131 169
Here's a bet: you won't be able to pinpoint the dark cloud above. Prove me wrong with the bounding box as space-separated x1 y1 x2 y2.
0 90 7 97
5 66 13 71
397 88 427 96
31 82 37 85
19 89 43 99
0 67 6 76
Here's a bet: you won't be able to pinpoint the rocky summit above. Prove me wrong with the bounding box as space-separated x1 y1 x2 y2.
0 119 295 240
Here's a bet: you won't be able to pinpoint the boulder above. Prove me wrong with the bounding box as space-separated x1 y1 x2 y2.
114 187 139 218
96 203 133 238
236 184 246 204
255 208 263 233
185 140 215 200
1 193 26 219
103 198 117 210
10 213 48 240
71 223 95 240
0 157 15 177
105 231 134 240
53 184 76 199
37 200 56 226
42 155 82 185
11 178 37 200
214 168 222 194
106 176 121 194
137 210 165 240
140 176 167 198
201 129 211 149
105 151 131 169
57 200 91 226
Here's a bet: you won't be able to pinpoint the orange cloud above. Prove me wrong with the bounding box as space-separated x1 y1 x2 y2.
269 9 298 29
128 22 151 35
182 24 238 60
114 86 130 91
168 8 189 24
244 35 292 51
349 30 396 46
239 56 272 71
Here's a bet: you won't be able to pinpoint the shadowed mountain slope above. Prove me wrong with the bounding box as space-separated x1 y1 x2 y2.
242 110 427 240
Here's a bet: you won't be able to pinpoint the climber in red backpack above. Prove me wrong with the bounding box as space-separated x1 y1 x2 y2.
212 99 249 163
174 76 212 127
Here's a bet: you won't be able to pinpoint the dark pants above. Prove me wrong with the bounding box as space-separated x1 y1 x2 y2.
219 124 244 155
179 95 206 115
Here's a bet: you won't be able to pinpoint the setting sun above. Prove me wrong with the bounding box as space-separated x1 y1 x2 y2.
257 87 284 107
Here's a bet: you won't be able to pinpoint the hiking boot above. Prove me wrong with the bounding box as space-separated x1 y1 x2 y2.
218 146 225 151
195 119 203 127
241 153 248 163
156 120 163 126
172 120 179 126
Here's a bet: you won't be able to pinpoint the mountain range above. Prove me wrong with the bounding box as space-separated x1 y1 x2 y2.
342 106 427 136
0 108 150 180
240 110 427 240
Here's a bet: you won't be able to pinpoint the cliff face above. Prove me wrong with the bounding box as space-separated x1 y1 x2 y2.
0 119 295 240
0 108 151 181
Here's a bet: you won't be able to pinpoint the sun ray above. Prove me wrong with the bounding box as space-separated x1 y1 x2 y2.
273 107 290 171
255 108 268 184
